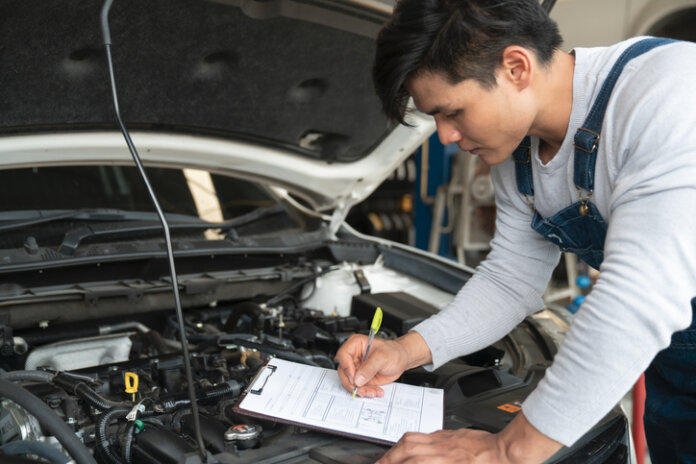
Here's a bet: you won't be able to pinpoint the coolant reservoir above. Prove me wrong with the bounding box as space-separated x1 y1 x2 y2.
301 261 454 317
302 264 361 317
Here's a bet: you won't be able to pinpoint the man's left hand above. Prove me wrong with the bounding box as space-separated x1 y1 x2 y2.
377 428 509 464
377 412 563 464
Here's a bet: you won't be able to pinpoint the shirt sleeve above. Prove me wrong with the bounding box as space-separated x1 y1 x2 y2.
413 157 561 369
524 47 696 446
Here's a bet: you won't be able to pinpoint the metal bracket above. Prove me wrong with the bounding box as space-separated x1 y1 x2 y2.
248 364 277 395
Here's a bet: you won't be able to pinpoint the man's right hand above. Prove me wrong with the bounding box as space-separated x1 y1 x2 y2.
335 331 433 397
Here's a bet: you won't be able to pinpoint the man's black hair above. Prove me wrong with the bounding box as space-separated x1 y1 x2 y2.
374 0 563 124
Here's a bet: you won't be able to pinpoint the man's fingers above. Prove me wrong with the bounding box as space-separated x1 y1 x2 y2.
354 349 387 386
336 364 354 392
335 334 366 379
355 384 384 398
337 334 407 395
335 334 370 393
338 360 355 385
377 433 442 463
399 432 436 444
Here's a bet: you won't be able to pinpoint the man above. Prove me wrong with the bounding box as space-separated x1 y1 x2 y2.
335 0 696 462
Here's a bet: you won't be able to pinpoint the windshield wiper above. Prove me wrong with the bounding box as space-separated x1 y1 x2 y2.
58 220 204 255
56 204 289 255
0 209 206 234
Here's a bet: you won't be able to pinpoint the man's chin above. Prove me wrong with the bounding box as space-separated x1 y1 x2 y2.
475 150 508 166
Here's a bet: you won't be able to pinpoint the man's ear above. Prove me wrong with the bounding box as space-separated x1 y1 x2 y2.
499 46 533 90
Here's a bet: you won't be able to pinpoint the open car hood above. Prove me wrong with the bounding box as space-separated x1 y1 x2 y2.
0 121 434 213
0 0 435 211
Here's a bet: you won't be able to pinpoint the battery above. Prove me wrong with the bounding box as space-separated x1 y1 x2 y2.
351 292 439 336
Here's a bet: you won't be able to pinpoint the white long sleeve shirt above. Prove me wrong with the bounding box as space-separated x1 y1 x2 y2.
412 37 696 446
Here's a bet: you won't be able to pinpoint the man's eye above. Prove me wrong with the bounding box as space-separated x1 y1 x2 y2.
446 110 460 118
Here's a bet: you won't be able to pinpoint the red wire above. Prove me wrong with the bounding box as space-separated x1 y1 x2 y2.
633 374 647 464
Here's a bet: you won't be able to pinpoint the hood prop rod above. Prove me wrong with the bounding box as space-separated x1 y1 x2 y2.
99 0 207 459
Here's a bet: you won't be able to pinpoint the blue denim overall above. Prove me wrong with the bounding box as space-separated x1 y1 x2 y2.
513 38 696 463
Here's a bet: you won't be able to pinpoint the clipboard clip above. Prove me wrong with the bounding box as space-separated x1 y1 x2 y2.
248 364 277 395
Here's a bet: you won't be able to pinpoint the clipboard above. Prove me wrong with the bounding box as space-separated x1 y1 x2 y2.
233 358 444 446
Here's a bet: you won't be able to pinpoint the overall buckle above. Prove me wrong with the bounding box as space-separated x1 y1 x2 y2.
513 144 531 163
574 127 600 153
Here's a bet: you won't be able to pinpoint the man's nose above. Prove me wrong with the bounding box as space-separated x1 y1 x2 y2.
435 118 462 146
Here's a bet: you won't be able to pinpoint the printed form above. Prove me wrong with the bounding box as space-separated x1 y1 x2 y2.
238 358 443 444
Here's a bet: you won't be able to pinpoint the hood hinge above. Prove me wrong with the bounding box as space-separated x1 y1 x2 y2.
328 200 353 238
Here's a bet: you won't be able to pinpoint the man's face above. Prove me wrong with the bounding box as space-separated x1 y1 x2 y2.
406 70 532 166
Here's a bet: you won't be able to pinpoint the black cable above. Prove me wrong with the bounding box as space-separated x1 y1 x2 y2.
265 265 336 307
217 336 321 367
299 279 317 301
99 0 206 459
158 380 242 412
96 408 128 464
0 379 97 464
122 422 136 464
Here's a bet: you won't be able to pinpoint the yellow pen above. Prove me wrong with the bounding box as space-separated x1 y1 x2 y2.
352 306 383 398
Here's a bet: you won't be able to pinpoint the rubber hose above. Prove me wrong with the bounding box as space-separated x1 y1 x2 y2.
0 440 71 464
144 330 177 355
0 379 97 464
0 371 126 411
96 408 128 464
74 383 129 411
122 422 135 464
0 370 56 384
307 352 336 369
222 302 265 333
53 375 128 411
265 266 335 307
200 380 241 401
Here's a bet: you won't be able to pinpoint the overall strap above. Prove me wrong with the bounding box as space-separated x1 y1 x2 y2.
513 136 533 195
573 37 675 191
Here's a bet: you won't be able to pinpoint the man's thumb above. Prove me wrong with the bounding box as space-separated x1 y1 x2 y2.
354 356 381 386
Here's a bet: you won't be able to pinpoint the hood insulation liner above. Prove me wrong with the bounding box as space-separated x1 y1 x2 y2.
0 0 392 162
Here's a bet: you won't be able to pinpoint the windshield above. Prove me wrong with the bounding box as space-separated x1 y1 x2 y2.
1 166 278 218
0 165 303 248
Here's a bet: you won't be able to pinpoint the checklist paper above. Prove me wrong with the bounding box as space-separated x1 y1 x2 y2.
234 358 444 445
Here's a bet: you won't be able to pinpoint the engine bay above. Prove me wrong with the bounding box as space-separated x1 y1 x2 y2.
0 254 628 464
0 259 461 464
